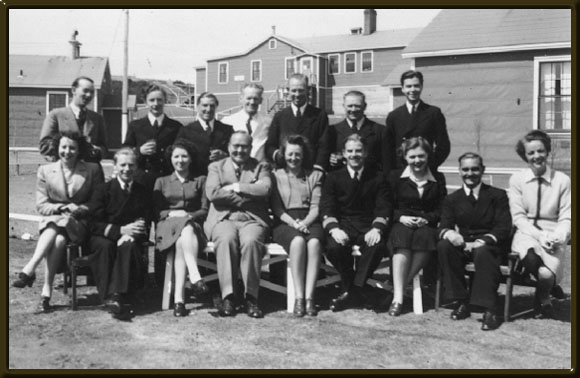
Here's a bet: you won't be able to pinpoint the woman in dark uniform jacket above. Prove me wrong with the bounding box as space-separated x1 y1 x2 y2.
153 139 209 317
387 137 447 316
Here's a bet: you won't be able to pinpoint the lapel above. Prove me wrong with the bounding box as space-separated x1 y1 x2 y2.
51 162 68 200
403 102 422 137
359 118 376 139
472 184 492 218
83 110 94 137
224 158 238 183
64 107 78 132
239 160 257 183
295 105 310 134
111 178 132 217
69 161 88 199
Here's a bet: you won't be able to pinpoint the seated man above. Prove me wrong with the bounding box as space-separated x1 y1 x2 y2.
87 147 153 320
204 131 272 318
320 134 391 311
437 152 512 331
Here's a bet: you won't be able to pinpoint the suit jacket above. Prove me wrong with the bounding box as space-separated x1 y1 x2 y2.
437 184 512 247
320 167 391 233
266 105 330 170
221 110 271 162
123 116 182 176
204 157 272 237
328 118 385 171
176 120 233 175
39 106 108 159
384 102 450 173
388 168 447 226
88 179 154 242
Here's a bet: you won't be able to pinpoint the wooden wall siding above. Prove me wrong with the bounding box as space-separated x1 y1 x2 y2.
196 68 207 95
9 88 47 147
328 85 390 118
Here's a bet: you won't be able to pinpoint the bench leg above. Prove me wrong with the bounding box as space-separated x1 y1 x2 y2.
413 273 423 315
435 277 441 311
286 257 295 313
71 266 78 311
161 250 175 310
505 275 513 322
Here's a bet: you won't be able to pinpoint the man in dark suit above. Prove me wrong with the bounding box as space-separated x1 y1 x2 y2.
176 92 233 175
437 152 512 331
328 90 385 172
123 84 182 189
384 70 450 174
320 134 391 311
39 76 107 163
87 147 154 320
204 131 272 318
266 73 330 172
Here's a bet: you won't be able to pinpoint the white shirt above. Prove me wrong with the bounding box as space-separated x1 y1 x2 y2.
197 117 215 132
346 166 364 180
291 103 307 117
401 165 436 198
117 177 133 192
147 113 165 127
221 110 271 162
405 100 421 115
346 117 365 131
463 183 482 200
69 103 85 119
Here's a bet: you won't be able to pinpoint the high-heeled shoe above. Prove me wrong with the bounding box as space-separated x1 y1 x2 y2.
305 299 318 317
12 272 36 288
174 302 187 317
293 298 305 317
38 296 51 313
388 301 403 317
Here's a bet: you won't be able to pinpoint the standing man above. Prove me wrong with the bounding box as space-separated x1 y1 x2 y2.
320 134 391 311
384 70 450 174
437 152 512 331
39 76 107 163
123 84 182 189
267 73 330 172
221 84 270 163
177 92 233 175
204 131 272 318
328 90 385 172
87 147 154 320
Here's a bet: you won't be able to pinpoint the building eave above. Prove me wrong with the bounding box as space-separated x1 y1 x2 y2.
402 42 571 59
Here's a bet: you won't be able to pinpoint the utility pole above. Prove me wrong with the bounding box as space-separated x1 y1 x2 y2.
121 9 129 143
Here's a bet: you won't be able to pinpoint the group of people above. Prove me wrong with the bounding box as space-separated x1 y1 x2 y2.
12 71 570 331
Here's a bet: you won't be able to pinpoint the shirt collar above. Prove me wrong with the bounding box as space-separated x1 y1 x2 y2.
523 166 552 184
400 165 437 182
148 113 165 126
197 118 214 131
117 177 133 191
291 103 307 117
69 103 84 118
173 170 188 183
463 183 482 199
346 165 364 179
346 117 365 131
405 100 421 114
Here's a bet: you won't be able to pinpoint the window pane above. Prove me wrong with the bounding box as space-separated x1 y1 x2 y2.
252 61 261 81
286 59 295 79
362 52 372 72
345 53 355 73
538 61 571 131
219 63 227 83
329 56 339 74
48 94 66 111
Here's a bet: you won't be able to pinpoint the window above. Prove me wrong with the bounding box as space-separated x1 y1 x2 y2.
251 60 262 82
269 39 277 49
285 57 296 79
328 54 340 74
344 52 356 73
46 92 68 113
534 56 571 132
218 62 229 84
361 51 373 73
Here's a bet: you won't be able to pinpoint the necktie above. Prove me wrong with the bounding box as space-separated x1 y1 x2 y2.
296 107 302 119
246 116 252 135
235 167 241 180
123 184 130 195
468 189 477 205
77 109 86 133
353 171 359 182
153 120 159 129
411 105 416 116
533 177 542 229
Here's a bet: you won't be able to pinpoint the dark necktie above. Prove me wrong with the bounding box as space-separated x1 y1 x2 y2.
533 177 542 229
246 115 253 135
468 189 477 206
235 167 241 180
77 109 87 133
296 107 302 119
410 105 416 116
123 184 130 195
153 120 159 129
353 171 359 182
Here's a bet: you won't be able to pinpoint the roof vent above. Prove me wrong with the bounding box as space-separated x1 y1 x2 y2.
17 69 24 78
350 27 362 35
69 30 82 60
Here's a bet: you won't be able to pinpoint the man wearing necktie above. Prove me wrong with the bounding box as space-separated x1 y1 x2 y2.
39 76 107 163
437 152 512 331
328 91 385 172
221 84 271 163
320 134 391 312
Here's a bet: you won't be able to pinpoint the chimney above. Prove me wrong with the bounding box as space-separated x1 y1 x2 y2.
69 30 82 59
363 9 377 35
271 25 276 35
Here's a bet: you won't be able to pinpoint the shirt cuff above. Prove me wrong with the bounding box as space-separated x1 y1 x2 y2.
233 183 240 193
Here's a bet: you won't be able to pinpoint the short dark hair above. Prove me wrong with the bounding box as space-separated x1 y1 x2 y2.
279 134 314 170
144 84 167 101
400 70 424 86
229 130 253 145
515 130 552 162
289 73 309 87
342 133 367 151
52 130 91 161
343 90 366 104
458 152 484 167
113 146 137 164
399 136 432 160
71 76 94 88
197 92 219 106
165 138 200 176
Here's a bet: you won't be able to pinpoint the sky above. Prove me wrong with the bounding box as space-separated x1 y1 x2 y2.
8 8 441 82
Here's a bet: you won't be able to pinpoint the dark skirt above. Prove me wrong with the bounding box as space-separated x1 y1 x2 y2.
272 209 323 253
155 216 207 254
389 222 438 253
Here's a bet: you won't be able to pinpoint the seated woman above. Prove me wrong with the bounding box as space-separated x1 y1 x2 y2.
12 131 104 312
387 137 447 316
508 130 571 319
271 135 324 317
153 139 209 317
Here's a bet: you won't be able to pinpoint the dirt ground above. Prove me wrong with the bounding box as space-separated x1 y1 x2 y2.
7 172 573 370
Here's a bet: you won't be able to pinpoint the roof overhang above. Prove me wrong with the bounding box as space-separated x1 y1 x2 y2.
316 44 407 55
402 42 571 59
9 84 101 89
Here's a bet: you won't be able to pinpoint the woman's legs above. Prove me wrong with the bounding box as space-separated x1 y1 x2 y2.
405 250 431 285
288 237 306 299
537 267 556 306
174 237 186 304
180 225 202 284
392 248 412 304
304 238 321 300
41 233 67 298
22 224 59 276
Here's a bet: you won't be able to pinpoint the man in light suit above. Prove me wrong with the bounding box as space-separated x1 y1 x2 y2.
204 131 272 318
437 152 512 331
176 92 233 175
221 84 270 163
39 76 107 163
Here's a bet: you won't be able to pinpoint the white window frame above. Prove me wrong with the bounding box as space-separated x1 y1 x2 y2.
328 53 340 75
284 57 296 80
533 55 571 134
269 39 277 49
250 59 262 82
46 91 68 114
299 57 314 74
361 51 373 73
217 62 229 84
344 52 356 74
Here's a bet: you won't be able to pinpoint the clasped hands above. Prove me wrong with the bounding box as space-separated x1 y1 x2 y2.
399 215 428 229
329 227 382 247
292 219 310 234
445 231 484 254
539 232 565 254
60 203 87 218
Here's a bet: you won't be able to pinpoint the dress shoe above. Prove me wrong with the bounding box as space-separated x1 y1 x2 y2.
329 292 358 312
245 297 263 319
534 303 556 320
219 297 236 317
13 272 36 288
104 294 122 315
305 299 318 317
37 296 51 313
388 301 403 317
481 310 500 331
450 303 471 320
550 285 566 300
112 305 134 321
174 302 187 317
189 280 210 296
293 298 305 317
